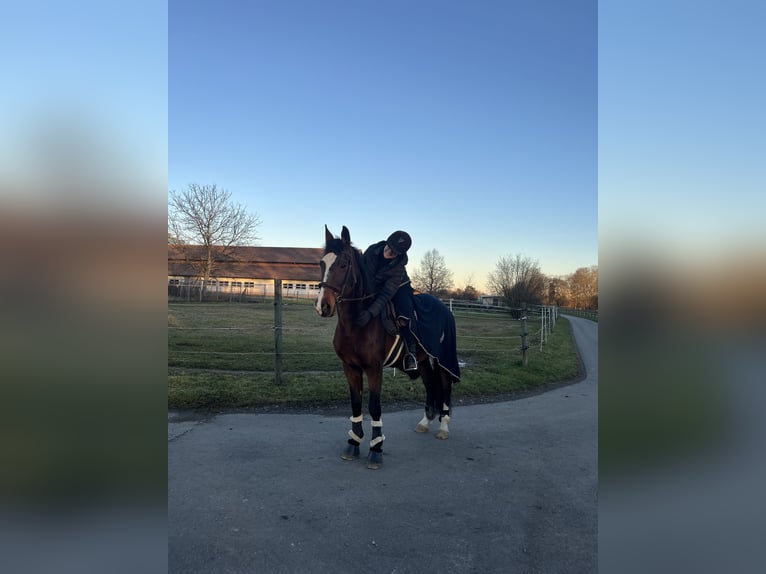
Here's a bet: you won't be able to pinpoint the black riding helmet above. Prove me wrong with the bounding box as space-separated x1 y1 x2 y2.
386 231 412 255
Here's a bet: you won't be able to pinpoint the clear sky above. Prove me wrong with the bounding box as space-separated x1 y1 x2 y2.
1 1 167 213
599 0 765 269
4 1 760 294
169 0 598 292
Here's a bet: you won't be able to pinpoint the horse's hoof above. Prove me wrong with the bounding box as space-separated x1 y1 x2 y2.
435 430 449 440
341 444 360 460
367 450 383 469
415 424 429 433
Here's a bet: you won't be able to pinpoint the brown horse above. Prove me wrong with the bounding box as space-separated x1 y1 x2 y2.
315 225 458 469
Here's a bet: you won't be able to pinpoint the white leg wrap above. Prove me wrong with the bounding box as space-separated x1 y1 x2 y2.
350 414 363 423
348 430 364 443
370 419 384 447
436 414 450 439
370 435 385 447
418 415 431 427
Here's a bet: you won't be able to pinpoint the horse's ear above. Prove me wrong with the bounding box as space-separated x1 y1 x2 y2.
341 226 351 245
325 225 333 244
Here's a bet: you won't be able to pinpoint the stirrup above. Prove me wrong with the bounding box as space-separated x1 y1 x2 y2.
404 353 418 371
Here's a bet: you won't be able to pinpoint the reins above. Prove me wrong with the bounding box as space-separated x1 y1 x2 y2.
337 292 374 304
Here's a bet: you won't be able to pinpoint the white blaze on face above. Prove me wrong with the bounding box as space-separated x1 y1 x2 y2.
315 252 338 314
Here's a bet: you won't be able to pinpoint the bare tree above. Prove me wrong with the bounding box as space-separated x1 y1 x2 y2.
411 249 454 296
568 265 598 309
168 183 261 301
543 276 570 307
486 253 545 307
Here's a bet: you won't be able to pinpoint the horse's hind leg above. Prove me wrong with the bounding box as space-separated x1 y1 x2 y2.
435 369 453 440
341 363 364 460
416 367 438 433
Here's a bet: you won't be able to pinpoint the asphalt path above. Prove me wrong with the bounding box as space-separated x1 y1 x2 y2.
169 315 597 573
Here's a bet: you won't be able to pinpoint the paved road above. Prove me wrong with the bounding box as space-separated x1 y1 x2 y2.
169 315 597 573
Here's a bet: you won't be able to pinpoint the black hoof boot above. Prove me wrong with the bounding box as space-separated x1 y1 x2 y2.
367 449 383 469
341 442 360 460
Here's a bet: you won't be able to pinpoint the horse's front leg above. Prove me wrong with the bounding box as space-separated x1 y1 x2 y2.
366 367 384 469
341 362 364 460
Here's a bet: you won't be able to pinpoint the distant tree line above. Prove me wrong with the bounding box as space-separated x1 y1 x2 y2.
410 249 597 310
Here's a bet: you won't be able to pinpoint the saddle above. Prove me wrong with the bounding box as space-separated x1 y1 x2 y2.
383 289 423 335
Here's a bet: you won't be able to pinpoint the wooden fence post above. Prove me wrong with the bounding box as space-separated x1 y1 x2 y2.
520 302 529 367
274 278 283 384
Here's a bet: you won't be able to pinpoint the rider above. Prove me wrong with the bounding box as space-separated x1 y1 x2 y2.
355 230 418 371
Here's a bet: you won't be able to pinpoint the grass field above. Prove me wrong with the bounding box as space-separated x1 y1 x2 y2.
168 299 582 410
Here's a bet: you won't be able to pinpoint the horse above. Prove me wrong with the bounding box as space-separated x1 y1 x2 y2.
315 225 460 469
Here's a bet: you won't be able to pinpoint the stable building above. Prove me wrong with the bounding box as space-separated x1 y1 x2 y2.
168 244 324 300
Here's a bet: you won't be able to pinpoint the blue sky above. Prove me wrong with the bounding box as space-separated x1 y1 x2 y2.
0 1 167 215
599 0 765 267
5 2 759 294
169 1 598 291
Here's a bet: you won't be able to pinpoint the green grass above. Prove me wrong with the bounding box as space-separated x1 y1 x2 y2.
168 300 582 410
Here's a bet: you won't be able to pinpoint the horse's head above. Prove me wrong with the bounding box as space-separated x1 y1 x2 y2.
315 225 360 317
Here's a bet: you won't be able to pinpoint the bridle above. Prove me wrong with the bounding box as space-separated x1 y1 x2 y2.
319 249 374 304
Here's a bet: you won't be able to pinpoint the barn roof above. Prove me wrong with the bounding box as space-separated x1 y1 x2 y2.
168 245 324 282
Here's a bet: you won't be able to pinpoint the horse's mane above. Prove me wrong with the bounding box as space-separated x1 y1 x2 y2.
353 246 373 294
